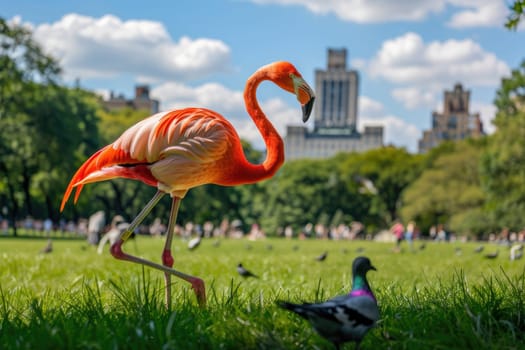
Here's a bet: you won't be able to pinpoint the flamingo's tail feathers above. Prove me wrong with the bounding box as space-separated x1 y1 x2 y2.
74 184 85 204
60 145 156 211
60 146 116 212
60 183 74 212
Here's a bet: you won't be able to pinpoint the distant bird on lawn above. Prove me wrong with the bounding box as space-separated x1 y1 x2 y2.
59 61 314 308
484 250 499 259
510 244 523 261
187 235 202 251
39 239 53 254
455 247 462 256
237 263 258 278
316 251 328 261
419 243 426 251
474 245 484 253
277 256 379 350
97 215 130 254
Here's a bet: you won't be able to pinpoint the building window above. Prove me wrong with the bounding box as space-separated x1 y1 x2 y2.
448 115 457 129
468 115 477 130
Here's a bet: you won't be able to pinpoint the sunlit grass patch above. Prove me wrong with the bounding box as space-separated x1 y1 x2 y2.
1 237 524 349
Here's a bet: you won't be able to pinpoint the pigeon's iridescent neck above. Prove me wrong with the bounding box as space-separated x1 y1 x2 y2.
350 276 376 301
349 288 376 301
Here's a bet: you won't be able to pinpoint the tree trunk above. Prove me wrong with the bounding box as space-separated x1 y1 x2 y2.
7 182 19 237
22 165 33 216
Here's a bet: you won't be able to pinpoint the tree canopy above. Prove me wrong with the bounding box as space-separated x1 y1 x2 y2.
1 16 525 240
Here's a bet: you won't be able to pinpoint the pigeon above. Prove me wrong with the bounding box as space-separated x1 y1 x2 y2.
277 256 379 350
39 239 53 254
419 243 426 251
510 244 523 261
484 250 499 259
237 263 258 278
316 251 328 261
187 236 202 251
474 245 484 253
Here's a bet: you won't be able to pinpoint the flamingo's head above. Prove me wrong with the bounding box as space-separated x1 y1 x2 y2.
269 61 315 122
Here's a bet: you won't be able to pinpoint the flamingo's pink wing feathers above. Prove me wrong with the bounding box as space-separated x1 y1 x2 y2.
60 109 238 211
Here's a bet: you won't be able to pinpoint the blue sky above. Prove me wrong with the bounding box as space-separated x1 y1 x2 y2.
3 0 524 152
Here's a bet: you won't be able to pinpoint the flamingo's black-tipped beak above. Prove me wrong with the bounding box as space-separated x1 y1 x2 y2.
302 96 315 122
292 74 315 123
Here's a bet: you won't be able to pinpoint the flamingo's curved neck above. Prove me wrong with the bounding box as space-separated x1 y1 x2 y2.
241 68 284 181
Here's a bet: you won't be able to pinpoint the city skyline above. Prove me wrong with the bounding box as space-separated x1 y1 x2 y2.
3 0 524 152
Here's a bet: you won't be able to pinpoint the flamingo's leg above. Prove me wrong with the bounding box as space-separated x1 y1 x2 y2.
118 190 165 242
162 197 179 308
110 190 206 307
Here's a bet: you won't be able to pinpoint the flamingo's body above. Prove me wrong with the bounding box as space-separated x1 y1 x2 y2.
61 61 315 307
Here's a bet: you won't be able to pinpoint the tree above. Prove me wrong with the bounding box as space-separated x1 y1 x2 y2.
402 140 487 237
339 147 423 226
0 18 61 232
480 61 525 231
0 18 101 233
506 0 525 30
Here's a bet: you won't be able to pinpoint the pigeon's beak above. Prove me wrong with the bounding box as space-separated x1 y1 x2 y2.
370 265 377 271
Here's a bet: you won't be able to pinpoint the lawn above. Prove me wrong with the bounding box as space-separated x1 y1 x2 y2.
1 235 524 349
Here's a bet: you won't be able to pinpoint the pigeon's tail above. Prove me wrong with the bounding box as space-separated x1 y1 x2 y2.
276 301 309 319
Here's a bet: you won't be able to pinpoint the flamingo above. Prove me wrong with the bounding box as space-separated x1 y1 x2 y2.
60 61 315 307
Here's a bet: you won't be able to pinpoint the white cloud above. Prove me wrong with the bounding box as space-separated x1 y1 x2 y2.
250 0 510 27
392 87 436 109
152 82 304 150
365 32 509 115
29 13 231 81
359 96 421 152
369 32 510 87
251 0 445 23
447 0 507 28
358 96 385 117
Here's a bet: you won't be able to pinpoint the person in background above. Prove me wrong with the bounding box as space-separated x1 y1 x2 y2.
390 219 405 252
405 221 416 252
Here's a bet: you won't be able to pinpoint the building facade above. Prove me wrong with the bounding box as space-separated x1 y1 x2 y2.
103 85 160 114
284 48 383 160
418 83 484 153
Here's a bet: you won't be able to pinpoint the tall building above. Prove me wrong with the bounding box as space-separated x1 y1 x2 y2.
418 83 484 153
284 48 383 160
103 85 160 114
314 48 358 132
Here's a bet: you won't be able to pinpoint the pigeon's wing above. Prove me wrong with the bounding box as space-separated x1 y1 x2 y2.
343 296 380 325
305 296 378 328
294 296 377 343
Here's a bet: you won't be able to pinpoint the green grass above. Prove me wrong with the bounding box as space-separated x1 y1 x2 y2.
1 236 524 349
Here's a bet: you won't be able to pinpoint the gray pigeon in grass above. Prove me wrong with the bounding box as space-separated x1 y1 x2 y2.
277 256 379 350
40 239 53 254
316 251 328 261
484 250 499 259
237 263 258 278
474 245 484 253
